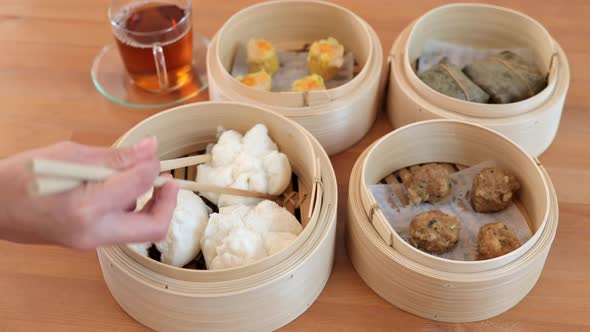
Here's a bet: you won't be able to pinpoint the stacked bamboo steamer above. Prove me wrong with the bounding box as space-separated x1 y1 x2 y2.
206 0 384 155
347 120 559 322
97 101 338 332
388 3 570 157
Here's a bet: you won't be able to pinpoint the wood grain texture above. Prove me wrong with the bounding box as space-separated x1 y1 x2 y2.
0 0 588 330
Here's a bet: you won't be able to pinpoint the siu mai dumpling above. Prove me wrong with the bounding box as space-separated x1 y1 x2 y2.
291 74 326 92
246 38 279 75
307 37 344 81
237 70 272 91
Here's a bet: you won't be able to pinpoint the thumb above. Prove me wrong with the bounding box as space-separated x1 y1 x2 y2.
103 137 158 170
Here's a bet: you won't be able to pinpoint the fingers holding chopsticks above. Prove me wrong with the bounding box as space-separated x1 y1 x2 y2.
64 146 180 247
78 158 160 215
82 175 179 247
0 137 181 250
3 137 277 249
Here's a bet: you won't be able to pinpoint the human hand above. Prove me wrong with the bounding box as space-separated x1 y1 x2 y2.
0 138 179 249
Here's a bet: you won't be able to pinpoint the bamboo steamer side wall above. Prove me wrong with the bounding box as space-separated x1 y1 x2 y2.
97 139 338 331
210 0 374 108
404 3 557 115
386 4 571 157
346 141 559 322
97 101 340 331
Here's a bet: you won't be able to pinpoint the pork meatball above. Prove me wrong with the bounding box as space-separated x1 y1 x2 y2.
401 163 452 205
472 167 521 213
410 210 461 254
478 222 521 260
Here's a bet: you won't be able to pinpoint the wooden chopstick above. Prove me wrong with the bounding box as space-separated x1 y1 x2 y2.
31 177 84 196
30 158 116 180
30 155 212 180
28 159 276 200
159 154 211 172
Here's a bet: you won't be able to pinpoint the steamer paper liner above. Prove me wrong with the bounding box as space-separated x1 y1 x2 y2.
369 161 532 261
416 40 535 74
231 43 354 92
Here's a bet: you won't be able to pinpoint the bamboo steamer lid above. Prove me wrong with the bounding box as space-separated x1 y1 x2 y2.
346 120 559 322
387 3 571 157
206 0 385 155
97 101 338 331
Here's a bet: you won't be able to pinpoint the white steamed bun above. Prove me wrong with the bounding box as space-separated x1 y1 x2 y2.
201 200 302 270
196 124 291 208
130 189 211 268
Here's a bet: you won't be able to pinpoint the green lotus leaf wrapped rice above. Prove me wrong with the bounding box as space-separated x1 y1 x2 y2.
463 51 547 104
418 58 490 103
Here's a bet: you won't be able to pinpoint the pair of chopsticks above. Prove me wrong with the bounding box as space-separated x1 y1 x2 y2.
27 155 276 200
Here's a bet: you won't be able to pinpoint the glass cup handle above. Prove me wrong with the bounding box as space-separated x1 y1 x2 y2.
152 44 169 91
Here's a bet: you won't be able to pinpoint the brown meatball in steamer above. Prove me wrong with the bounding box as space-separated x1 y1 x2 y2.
478 222 521 260
401 163 452 205
472 167 521 213
410 210 461 254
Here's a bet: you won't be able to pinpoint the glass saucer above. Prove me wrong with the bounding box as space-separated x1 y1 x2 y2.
91 33 209 109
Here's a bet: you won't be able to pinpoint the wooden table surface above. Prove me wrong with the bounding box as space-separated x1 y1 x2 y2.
0 0 588 330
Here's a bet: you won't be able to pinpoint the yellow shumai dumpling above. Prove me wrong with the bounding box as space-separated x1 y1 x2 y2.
246 39 279 75
237 70 272 91
291 74 326 92
307 37 344 81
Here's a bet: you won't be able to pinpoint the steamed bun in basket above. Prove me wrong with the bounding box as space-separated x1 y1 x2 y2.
196 124 292 208
201 200 303 270
130 189 211 267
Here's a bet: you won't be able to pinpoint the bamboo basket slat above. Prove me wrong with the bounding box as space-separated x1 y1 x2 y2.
206 0 385 155
387 3 570 157
346 120 559 322
97 101 338 332
185 153 199 181
173 166 186 180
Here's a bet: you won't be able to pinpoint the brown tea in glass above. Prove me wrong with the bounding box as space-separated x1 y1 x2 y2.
110 0 193 92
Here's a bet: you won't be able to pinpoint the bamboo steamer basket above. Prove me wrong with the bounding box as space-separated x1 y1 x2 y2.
346 120 558 322
206 0 384 156
96 101 338 332
387 3 570 157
